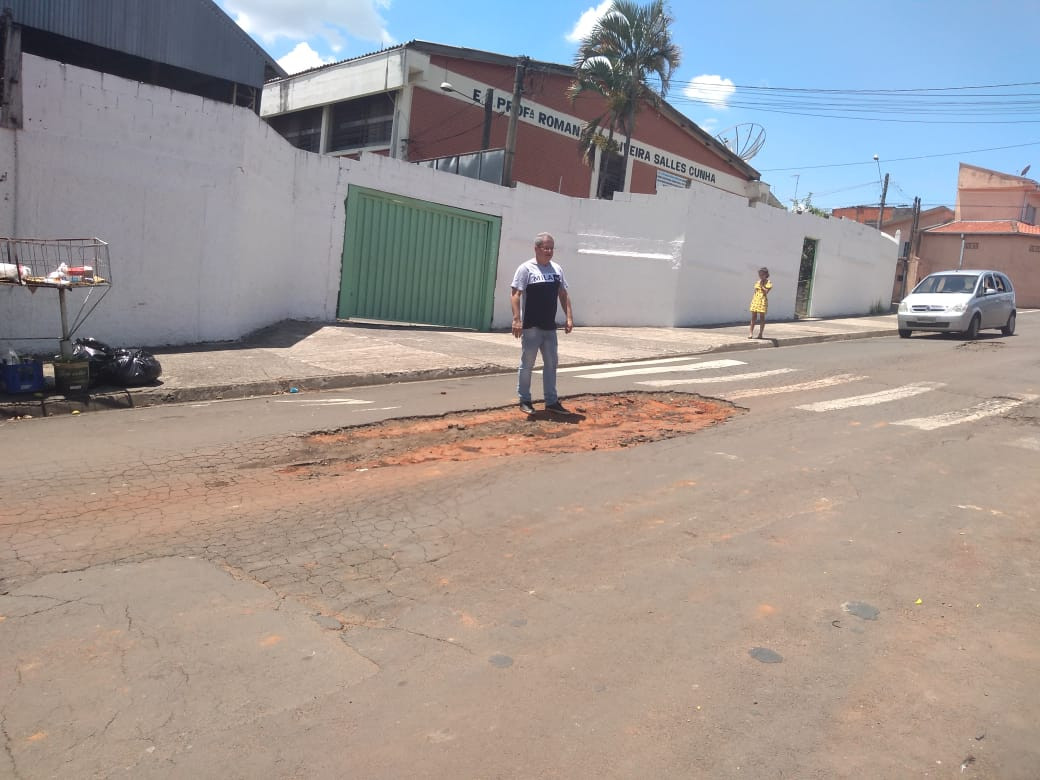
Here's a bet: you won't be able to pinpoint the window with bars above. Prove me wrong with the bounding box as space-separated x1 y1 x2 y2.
417 149 504 185
268 107 322 153
328 93 395 153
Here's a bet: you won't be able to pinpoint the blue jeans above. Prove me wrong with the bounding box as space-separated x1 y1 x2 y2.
517 327 559 405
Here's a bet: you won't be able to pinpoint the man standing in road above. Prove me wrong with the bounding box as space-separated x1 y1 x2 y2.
511 232 574 415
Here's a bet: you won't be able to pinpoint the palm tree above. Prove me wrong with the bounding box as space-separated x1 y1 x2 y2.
567 52 630 197
568 0 681 197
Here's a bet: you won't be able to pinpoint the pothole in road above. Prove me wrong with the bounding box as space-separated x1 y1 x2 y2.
956 339 1006 351
275 392 742 473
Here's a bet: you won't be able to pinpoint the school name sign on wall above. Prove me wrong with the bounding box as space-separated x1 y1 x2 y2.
446 80 738 195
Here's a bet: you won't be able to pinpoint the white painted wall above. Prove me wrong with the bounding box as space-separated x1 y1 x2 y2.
260 50 410 116
0 55 897 355
1 56 348 352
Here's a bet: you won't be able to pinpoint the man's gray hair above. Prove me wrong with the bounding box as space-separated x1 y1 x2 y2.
534 232 554 247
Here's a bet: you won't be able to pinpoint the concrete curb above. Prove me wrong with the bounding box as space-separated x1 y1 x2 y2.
0 329 896 419
770 328 897 348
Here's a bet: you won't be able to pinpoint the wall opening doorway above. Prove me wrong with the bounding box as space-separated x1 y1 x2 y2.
597 149 625 200
795 237 818 319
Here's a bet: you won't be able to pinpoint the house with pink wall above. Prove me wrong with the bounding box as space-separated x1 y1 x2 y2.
831 203 955 302
915 164 1040 307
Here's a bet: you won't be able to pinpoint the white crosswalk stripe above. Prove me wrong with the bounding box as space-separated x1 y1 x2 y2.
794 382 945 412
553 352 1035 437
725 374 867 400
892 394 1038 431
575 359 745 379
637 368 797 388
273 397 372 406
555 356 707 374
1008 436 1040 451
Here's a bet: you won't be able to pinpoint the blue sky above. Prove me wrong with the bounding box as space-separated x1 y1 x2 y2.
218 0 1040 215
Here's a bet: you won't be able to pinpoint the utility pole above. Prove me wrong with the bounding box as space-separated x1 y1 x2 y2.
502 56 528 188
901 196 921 299
875 172 889 230
480 88 494 151
1 9 24 129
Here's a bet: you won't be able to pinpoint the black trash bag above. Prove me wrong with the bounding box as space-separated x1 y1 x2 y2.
107 348 162 386
72 337 116 387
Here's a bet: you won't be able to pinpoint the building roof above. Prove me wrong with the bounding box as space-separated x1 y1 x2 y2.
927 220 1040 235
6 0 285 86
266 39 760 182
959 162 1040 188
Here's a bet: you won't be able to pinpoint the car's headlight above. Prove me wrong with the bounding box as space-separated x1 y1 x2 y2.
949 302 967 313
898 301 908 313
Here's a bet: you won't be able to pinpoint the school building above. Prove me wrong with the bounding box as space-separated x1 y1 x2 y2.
260 40 773 205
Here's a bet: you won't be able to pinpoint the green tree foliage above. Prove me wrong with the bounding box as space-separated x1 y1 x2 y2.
792 193 831 218
568 0 681 197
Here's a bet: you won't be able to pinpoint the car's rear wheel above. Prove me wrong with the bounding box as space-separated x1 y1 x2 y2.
1001 311 1016 336
898 328 911 338
965 313 981 340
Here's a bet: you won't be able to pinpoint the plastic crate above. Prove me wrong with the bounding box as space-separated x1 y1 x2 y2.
2 360 45 393
53 360 90 393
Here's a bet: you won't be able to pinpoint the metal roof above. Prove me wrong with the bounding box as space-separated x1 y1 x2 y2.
5 0 285 86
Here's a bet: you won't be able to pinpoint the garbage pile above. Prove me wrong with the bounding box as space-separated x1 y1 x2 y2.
72 338 162 387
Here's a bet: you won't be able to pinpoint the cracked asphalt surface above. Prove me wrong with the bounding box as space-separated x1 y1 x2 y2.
1 392 745 778
2 337 1039 780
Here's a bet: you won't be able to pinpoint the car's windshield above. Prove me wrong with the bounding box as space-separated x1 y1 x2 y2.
913 274 978 294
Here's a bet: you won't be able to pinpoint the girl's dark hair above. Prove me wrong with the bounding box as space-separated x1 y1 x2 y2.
759 267 769 274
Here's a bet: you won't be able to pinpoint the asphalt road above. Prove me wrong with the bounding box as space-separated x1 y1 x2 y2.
2 315 1039 778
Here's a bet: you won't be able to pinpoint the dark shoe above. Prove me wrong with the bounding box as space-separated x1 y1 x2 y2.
545 401 570 415
519 400 535 415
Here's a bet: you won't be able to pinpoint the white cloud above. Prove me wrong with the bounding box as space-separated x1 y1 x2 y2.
566 0 614 43
278 42 337 74
699 117 720 134
223 0 393 52
683 74 736 109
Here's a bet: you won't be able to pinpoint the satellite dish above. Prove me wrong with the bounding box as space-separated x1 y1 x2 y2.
715 123 766 161
1021 164 1031 177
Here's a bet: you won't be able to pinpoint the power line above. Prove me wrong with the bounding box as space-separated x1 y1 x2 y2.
665 79 1040 209
670 101 1040 125
720 82 1038 92
758 140 1040 172
673 79 1040 124
671 78 1040 94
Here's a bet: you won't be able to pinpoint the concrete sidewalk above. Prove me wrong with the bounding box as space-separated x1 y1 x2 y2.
0 314 898 417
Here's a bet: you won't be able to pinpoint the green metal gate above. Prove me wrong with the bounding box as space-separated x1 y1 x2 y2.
337 186 502 331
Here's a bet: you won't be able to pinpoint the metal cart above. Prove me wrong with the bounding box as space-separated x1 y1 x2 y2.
1 237 112 358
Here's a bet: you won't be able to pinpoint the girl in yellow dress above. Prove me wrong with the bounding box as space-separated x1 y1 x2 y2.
748 267 772 339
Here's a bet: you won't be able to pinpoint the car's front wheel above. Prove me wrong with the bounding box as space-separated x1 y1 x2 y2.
898 328 911 338
1001 311 1016 336
965 313 981 340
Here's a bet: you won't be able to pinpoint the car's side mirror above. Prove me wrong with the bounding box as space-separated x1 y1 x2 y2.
984 287 997 296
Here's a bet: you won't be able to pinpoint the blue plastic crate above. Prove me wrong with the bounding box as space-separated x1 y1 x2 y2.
1 360 45 393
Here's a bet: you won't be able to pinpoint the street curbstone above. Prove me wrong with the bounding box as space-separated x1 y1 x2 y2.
0 327 898 419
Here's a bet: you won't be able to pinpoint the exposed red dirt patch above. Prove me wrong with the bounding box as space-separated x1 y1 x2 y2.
278 392 741 472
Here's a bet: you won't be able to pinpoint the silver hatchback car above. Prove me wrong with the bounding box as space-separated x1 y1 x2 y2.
897 269 1016 339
